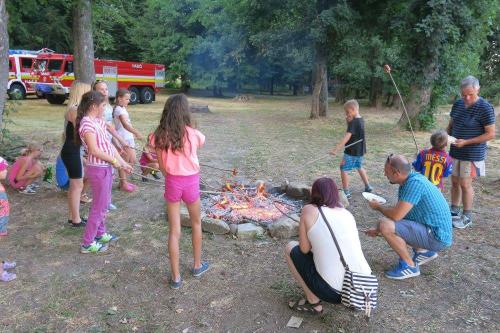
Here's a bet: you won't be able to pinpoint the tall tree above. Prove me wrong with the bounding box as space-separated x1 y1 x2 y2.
0 0 9 130
72 0 95 84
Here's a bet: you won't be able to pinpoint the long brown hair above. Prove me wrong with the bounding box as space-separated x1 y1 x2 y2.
154 94 192 152
74 91 105 145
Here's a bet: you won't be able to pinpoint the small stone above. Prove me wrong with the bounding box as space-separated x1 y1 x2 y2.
268 216 299 239
231 223 265 239
286 183 311 200
176 308 184 314
180 204 191 227
286 316 303 328
338 190 349 208
119 318 128 324
107 306 118 315
202 217 230 234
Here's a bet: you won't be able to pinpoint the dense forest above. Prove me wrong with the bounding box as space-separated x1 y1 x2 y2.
6 0 499 127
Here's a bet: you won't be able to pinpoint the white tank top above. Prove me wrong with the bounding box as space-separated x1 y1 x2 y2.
307 206 371 291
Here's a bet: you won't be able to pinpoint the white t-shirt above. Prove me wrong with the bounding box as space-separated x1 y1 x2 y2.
113 105 134 145
307 206 371 291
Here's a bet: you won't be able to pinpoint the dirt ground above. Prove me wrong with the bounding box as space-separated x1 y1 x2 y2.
0 93 499 332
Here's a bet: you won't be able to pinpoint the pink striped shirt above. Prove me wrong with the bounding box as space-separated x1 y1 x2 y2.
79 116 114 166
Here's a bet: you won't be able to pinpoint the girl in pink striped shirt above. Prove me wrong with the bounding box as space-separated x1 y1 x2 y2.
75 91 132 254
153 94 208 289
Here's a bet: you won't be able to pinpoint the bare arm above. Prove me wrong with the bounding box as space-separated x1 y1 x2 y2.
155 148 167 176
118 114 142 139
446 119 453 135
369 200 413 222
299 205 317 253
14 158 31 180
106 123 127 148
330 132 352 155
453 124 496 147
84 132 131 172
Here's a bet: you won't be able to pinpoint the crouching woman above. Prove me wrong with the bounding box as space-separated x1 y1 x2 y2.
285 177 372 314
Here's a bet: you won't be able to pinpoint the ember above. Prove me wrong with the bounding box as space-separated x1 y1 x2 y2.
202 182 300 224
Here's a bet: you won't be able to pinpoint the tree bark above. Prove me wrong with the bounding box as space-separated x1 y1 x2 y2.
310 45 328 119
72 0 95 84
0 0 9 131
369 76 383 109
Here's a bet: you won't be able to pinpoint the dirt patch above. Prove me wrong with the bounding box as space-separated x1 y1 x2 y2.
1 95 499 332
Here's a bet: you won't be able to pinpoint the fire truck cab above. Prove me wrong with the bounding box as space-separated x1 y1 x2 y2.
31 52 165 105
8 50 38 100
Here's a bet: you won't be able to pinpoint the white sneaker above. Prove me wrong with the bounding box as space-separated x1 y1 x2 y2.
19 185 36 194
452 215 471 229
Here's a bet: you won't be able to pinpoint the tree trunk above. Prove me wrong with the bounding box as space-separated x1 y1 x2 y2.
72 0 95 84
397 63 437 128
369 77 383 109
310 46 328 119
397 84 432 128
270 76 274 95
0 0 9 131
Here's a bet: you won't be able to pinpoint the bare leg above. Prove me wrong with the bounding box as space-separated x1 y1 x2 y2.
166 201 181 282
340 170 349 190
357 168 370 186
451 175 462 206
186 200 202 269
378 218 415 266
284 241 322 311
68 178 84 222
459 177 473 211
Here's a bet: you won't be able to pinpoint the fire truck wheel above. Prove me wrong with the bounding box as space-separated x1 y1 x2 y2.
36 91 45 99
140 87 154 104
8 83 26 100
128 87 140 105
46 94 67 105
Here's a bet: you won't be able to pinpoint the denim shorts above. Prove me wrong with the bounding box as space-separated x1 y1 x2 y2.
395 219 447 252
340 153 364 171
290 246 341 304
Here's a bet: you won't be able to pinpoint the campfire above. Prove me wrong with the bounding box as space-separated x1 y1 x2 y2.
202 181 300 225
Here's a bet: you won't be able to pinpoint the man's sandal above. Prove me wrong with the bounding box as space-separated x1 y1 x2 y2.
288 299 323 315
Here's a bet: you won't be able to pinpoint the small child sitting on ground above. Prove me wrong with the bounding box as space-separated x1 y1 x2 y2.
8 143 44 194
330 99 373 199
412 129 452 190
0 156 10 236
140 133 161 181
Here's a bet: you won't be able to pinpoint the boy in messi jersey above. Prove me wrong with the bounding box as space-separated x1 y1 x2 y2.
412 130 452 191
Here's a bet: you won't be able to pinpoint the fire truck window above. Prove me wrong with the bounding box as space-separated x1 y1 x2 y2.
34 60 47 72
48 60 63 72
21 58 33 70
9 59 13 71
64 61 73 73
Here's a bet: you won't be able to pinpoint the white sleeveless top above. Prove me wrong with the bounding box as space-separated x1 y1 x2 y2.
307 206 371 291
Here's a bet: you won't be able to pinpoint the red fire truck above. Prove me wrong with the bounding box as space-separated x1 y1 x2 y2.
31 51 165 104
8 49 38 99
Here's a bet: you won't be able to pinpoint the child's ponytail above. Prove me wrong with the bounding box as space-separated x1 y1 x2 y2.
74 91 105 145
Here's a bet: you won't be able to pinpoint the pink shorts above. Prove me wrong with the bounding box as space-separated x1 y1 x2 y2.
164 173 200 204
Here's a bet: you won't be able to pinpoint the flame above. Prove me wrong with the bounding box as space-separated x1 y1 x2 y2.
226 183 233 191
257 183 265 196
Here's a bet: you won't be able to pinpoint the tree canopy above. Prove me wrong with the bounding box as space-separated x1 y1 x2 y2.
6 0 499 127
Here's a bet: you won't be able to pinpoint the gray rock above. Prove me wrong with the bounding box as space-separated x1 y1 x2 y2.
190 104 211 113
180 204 191 227
229 223 265 239
268 215 299 239
286 183 311 200
202 217 230 234
338 190 349 208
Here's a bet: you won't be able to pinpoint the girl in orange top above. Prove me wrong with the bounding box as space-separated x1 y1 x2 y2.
153 94 207 289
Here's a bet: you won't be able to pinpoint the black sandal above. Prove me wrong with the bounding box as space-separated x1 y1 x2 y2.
68 218 87 227
288 299 323 315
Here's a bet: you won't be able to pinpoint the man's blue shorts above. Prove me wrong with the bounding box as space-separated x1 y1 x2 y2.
395 219 447 252
340 153 364 171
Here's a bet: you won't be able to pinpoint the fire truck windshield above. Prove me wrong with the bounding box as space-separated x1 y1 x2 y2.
48 60 63 72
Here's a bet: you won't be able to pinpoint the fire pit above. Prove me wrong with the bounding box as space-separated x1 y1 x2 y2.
201 181 302 227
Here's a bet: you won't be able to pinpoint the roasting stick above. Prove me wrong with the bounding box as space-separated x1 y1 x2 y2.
286 139 364 176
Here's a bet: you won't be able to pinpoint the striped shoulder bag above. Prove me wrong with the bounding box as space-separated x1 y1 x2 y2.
318 207 378 317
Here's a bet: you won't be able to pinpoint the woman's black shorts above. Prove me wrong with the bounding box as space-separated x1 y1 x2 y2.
290 245 341 304
60 152 83 179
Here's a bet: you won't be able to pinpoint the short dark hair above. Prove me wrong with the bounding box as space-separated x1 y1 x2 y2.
386 154 411 174
310 177 342 208
430 130 448 150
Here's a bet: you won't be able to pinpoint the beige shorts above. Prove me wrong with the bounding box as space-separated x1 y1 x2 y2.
452 159 485 178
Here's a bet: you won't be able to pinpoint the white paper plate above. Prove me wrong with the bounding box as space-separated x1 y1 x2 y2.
362 192 387 204
448 136 457 144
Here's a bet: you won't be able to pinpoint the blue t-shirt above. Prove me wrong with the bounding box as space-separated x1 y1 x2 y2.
449 97 496 161
398 173 452 246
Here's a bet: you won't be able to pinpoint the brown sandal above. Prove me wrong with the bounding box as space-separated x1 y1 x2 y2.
288 299 323 315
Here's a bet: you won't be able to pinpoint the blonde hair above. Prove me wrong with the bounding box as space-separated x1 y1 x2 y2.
344 99 359 112
67 81 92 109
20 142 42 156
